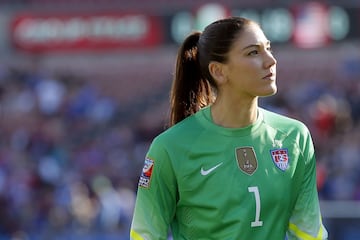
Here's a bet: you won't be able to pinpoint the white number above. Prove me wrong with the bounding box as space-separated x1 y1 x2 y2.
248 186 263 227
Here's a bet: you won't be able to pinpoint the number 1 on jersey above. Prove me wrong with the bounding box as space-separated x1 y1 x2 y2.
248 186 263 227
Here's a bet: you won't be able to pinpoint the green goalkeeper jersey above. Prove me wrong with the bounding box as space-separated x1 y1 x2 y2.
130 106 328 240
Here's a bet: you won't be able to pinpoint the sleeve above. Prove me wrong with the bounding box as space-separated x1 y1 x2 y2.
130 137 178 240
286 129 328 240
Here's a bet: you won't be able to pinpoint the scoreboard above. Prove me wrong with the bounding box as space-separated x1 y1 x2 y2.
8 2 360 53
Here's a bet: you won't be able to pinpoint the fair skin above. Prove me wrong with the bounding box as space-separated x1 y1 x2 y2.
209 23 277 128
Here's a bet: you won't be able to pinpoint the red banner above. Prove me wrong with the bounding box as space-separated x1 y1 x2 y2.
11 12 163 52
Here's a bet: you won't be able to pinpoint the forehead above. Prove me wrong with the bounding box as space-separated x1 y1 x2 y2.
232 24 269 49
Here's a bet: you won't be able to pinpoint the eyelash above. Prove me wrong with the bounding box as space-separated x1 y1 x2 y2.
248 47 273 56
248 50 258 56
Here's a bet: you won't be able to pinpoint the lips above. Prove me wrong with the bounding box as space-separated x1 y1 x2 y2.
264 73 272 78
263 72 275 80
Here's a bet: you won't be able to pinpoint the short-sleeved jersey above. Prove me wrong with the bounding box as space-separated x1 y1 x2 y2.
130 107 328 240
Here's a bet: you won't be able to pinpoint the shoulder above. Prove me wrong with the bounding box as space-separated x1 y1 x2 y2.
260 108 315 159
261 108 308 129
152 112 204 146
260 108 310 135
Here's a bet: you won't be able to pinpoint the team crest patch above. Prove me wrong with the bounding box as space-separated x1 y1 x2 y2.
270 148 289 171
235 147 258 175
139 157 154 188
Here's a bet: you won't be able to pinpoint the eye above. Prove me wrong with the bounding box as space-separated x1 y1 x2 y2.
248 50 258 56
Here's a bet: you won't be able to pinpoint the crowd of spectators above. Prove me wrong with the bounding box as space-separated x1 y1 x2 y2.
0 47 359 239
0 66 144 239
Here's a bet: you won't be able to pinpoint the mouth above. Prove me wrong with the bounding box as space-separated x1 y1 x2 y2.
263 73 275 80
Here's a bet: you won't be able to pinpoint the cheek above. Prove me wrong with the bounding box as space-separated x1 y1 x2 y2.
238 66 259 84
226 60 261 85
238 61 260 76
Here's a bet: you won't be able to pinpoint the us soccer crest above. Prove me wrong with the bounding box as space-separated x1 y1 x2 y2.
235 147 258 175
270 148 289 171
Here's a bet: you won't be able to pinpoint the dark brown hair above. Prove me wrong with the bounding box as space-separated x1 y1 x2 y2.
169 17 256 126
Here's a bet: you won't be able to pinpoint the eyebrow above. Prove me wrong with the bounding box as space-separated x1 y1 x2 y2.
242 40 271 50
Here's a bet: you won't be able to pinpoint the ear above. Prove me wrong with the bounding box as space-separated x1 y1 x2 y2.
208 61 227 85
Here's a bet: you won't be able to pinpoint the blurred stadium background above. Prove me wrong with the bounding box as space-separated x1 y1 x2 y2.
0 0 359 239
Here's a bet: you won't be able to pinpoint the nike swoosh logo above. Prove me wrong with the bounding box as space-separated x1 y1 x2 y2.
200 162 223 176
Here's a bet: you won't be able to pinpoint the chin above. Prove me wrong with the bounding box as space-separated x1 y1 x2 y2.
260 86 277 97
270 86 278 95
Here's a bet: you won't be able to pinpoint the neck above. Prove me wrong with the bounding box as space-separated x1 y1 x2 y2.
210 96 258 128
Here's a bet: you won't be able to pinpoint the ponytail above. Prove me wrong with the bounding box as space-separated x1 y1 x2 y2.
169 32 215 127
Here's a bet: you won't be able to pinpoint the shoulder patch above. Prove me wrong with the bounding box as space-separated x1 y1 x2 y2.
270 148 289 171
139 157 154 188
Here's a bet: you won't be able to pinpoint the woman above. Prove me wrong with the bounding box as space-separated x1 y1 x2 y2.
130 17 328 239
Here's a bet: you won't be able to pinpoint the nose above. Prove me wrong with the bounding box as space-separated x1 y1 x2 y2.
264 51 277 69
